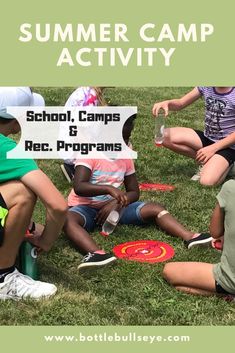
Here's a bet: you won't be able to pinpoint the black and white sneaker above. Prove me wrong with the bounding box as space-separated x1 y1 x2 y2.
185 233 212 249
60 163 75 183
78 252 117 273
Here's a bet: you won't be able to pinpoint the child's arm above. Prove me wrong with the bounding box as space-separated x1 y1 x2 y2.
21 170 67 251
123 173 140 204
152 87 201 116
96 173 139 224
210 203 225 239
74 165 128 205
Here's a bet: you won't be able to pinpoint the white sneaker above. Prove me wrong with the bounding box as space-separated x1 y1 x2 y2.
191 165 203 181
0 269 57 300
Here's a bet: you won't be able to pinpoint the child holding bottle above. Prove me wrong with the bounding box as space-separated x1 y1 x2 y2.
152 87 235 185
64 115 211 273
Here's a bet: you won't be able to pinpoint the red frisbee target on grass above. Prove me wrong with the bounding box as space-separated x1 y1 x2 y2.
139 183 175 192
113 240 174 263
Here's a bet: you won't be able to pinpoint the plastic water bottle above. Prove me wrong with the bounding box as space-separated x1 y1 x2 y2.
19 240 39 280
154 109 165 147
100 208 124 237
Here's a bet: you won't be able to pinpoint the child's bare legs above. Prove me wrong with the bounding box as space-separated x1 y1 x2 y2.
64 211 100 254
163 262 216 295
163 127 203 158
163 127 231 186
200 155 230 186
139 203 195 241
64 211 117 272
0 181 36 268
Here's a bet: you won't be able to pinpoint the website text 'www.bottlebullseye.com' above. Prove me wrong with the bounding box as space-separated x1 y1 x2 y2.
44 332 190 344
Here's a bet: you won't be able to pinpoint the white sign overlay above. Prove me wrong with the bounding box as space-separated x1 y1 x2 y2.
6 106 137 160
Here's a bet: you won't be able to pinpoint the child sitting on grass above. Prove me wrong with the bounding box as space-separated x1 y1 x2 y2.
64 115 211 272
152 87 235 185
163 179 235 299
0 107 67 300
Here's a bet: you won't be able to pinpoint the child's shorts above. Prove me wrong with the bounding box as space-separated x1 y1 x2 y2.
69 201 146 232
215 281 235 296
0 193 8 246
194 130 235 166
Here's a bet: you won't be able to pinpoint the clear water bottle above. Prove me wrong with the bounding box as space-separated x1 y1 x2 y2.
100 208 124 237
154 109 165 147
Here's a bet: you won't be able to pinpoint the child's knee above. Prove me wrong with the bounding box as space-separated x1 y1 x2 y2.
163 263 176 284
17 183 37 207
162 128 172 147
153 203 167 219
141 203 165 219
64 211 85 231
64 212 75 229
199 174 217 186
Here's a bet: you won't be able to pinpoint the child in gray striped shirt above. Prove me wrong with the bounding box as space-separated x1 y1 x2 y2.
152 87 235 186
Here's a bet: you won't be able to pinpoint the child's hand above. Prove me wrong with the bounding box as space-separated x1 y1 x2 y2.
26 234 51 252
24 223 44 241
211 236 224 251
25 223 49 252
107 186 128 206
196 145 217 164
96 200 118 225
152 101 169 116
25 234 43 253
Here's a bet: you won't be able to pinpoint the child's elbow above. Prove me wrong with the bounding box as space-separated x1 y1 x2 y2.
136 189 140 200
74 186 81 196
133 189 140 202
73 183 84 196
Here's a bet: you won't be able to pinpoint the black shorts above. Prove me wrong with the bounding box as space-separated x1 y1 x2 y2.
194 130 235 166
215 281 233 295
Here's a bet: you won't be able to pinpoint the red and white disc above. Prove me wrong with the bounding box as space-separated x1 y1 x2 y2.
113 240 174 263
139 183 175 192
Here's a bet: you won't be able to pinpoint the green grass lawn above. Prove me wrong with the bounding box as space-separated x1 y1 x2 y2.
1 87 235 326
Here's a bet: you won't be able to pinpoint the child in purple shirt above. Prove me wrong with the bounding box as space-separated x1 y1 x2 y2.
152 87 235 186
